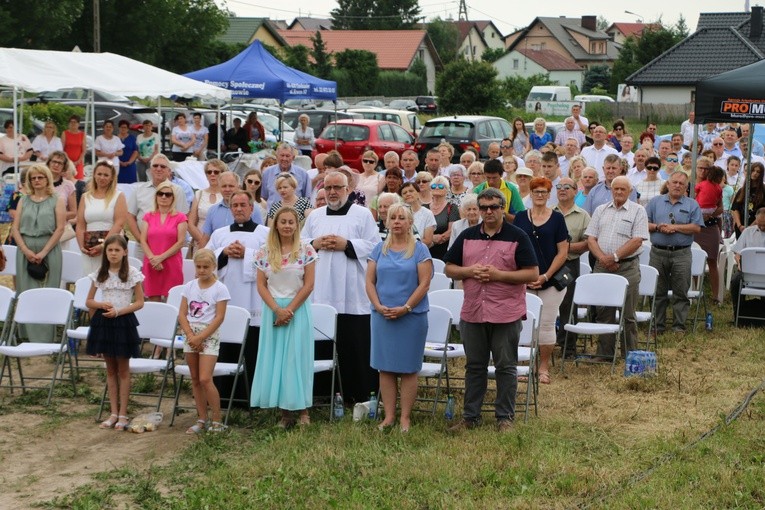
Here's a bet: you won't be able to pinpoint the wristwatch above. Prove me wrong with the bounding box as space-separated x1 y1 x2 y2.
613 253 619 263
404 304 412 313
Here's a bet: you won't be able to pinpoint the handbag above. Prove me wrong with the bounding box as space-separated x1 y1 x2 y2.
527 210 572 291
84 230 109 250
59 223 76 243
26 259 48 281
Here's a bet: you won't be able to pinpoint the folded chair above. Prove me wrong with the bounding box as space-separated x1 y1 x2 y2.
311 303 343 419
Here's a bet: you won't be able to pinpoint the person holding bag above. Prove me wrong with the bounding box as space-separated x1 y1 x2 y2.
11 164 66 341
513 177 569 384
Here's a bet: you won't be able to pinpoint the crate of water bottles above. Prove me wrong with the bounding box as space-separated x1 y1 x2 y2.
0 183 16 224
624 350 657 377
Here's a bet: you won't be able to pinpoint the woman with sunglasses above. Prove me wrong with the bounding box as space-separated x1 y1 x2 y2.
400 182 435 248
76 159 127 274
414 171 433 206
513 177 569 385
242 169 268 220
425 176 460 260
358 150 383 207
140 181 187 304
187 159 224 257
636 157 665 207
608 120 627 152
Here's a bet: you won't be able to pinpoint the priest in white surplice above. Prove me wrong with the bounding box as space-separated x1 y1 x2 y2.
207 190 269 404
302 171 380 403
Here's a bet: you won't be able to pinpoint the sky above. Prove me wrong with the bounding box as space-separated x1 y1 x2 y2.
220 0 755 35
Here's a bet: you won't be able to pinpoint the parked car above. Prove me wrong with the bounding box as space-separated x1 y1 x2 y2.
388 99 419 112
0 108 44 138
348 108 422 136
283 99 317 110
574 94 615 103
283 109 362 137
35 88 133 104
414 115 511 163
313 119 415 171
316 99 350 110
415 95 438 114
218 109 295 146
355 99 385 108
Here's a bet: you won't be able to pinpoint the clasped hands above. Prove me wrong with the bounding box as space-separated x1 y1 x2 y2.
470 264 501 283
274 307 294 326
99 301 120 318
313 235 347 252
376 305 407 320
225 240 246 259
655 223 679 235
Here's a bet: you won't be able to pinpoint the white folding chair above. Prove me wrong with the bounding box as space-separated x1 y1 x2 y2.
127 240 138 259
0 288 75 405
311 303 343 419
60 250 85 288
182 259 196 283
0 286 15 345
417 305 452 415
722 233 737 290
562 273 629 374
487 311 537 422
170 305 252 426
65 276 104 372
635 264 659 350
97 302 179 420
639 241 651 266
429 272 452 291
431 258 446 274
150 285 186 351
580 261 591 277
524 293 543 365
735 248 765 327
0 245 17 277
688 248 708 332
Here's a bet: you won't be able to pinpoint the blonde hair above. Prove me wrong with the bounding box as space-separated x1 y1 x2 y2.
275 173 298 190
26 164 55 196
437 141 454 158
85 159 118 207
381 203 415 258
153 181 177 213
265 207 302 272
193 249 218 281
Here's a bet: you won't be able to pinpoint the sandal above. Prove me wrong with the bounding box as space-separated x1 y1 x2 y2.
208 421 228 433
298 415 311 427
114 415 130 431
186 419 207 435
539 372 551 385
99 414 118 429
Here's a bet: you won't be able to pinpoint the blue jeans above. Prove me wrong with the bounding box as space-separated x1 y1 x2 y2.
460 320 521 421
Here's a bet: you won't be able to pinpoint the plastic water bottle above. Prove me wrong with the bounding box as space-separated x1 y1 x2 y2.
368 392 378 420
445 394 455 420
705 312 713 331
333 393 344 419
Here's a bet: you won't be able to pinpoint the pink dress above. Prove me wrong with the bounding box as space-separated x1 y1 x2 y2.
142 211 187 297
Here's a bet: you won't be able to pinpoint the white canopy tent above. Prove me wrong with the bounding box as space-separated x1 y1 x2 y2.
0 48 231 174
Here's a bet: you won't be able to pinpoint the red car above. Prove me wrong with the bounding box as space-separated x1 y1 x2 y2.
313 119 415 171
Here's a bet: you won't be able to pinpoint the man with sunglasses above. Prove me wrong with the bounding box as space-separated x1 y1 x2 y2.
445 188 538 433
645 171 703 334
127 154 189 257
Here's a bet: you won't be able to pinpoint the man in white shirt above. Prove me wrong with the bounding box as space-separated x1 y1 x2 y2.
619 135 635 168
627 148 650 186
680 111 696 148
554 117 586 146
741 124 765 157
400 150 419 183
580 125 618 180
570 104 588 133
558 137 580 177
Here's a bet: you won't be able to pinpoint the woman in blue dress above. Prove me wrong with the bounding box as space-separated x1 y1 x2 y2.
366 203 433 432
251 207 317 428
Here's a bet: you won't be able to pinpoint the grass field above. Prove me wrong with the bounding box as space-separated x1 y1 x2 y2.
0 289 759 509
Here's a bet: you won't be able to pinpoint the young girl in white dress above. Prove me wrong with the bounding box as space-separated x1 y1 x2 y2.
178 249 231 434
86 235 145 431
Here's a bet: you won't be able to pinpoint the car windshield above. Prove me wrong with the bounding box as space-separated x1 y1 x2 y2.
321 124 369 142
527 92 554 101
419 121 472 140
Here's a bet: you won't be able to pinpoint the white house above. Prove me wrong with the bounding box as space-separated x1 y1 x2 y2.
494 48 583 90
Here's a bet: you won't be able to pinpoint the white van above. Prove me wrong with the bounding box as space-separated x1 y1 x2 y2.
574 94 615 103
527 86 572 102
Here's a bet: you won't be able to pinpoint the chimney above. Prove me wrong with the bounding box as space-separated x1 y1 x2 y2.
581 15 597 31
751 5 763 39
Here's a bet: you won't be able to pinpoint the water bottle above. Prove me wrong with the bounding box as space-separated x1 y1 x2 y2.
445 394 455 420
333 393 344 419
705 312 713 331
368 392 378 420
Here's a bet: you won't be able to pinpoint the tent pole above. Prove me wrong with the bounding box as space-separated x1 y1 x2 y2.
334 100 338 149
12 87 18 182
88 90 96 172
690 124 698 199
744 127 754 229
216 103 221 160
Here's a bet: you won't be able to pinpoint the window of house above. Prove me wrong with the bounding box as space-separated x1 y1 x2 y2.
513 59 519 69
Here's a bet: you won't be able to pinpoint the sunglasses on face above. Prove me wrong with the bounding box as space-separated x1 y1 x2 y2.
156 191 174 198
430 183 446 190
205 169 222 175
500 145 512 149
246 179 261 185
713 142 723 146
362 159 376 164
29 175 46 181
478 204 502 211
416 179 431 184
556 184 575 191
666 158 678 163
151 163 168 169
646 166 660 171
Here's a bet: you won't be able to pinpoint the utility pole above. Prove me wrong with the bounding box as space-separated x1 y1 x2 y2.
458 0 475 61
93 0 100 52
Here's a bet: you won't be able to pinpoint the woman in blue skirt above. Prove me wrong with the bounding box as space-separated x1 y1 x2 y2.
366 203 433 432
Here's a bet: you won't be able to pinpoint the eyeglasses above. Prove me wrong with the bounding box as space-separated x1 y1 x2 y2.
430 183 446 190
362 159 376 164
478 204 502 211
156 191 174 198
205 169 222 175
500 145 512 149
416 179 431 184
246 179 261 185
669 212 676 225
29 175 46 181
646 166 660 171
469 172 483 176
151 163 168 169
712 142 724 146
556 184 576 191
49 160 66 166
531 190 549 196
324 185 346 192
666 158 678 163
614 126 624 131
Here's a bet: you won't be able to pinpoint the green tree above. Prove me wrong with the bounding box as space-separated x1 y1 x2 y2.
331 0 420 30
0 0 84 49
583 65 611 93
597 15 610 31
333 49 379 95
310 32 333 79
481 47 505 63
427 17 461 64
283 45 310 72
436 59 501 114
499 74 553 108
409 58 427 82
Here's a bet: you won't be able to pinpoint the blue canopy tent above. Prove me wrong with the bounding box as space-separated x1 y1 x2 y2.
184 40 336 102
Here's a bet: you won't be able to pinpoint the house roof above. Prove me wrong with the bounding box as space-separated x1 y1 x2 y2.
220 17 286 46
507 16 619 62
627 11 765 86
516 48 582 71
696 12 750 30
287 17 333 31
452 20 488 47
277 29 442 70
607 22 650 38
